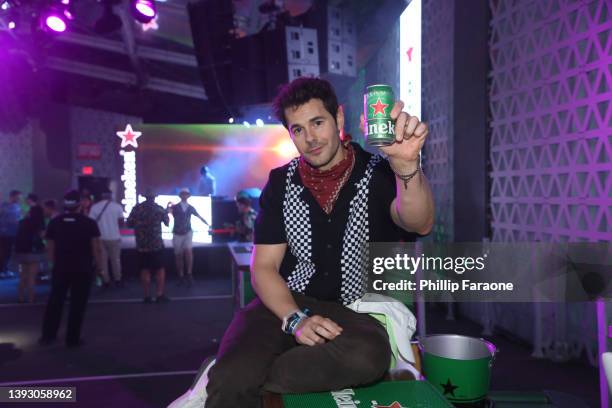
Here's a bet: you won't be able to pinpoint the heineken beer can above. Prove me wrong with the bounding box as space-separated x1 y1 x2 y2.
364 84 396 146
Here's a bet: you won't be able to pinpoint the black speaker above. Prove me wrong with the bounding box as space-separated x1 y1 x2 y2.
188 0 235 119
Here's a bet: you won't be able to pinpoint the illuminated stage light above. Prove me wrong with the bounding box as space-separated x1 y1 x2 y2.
8 21 15 29
131 0 156 23
243 121 251 128
1 1 8 10
256 119 264 127
228 117 234 124
43 13 67 32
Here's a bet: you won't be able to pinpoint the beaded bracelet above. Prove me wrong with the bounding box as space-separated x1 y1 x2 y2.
391 162 421 189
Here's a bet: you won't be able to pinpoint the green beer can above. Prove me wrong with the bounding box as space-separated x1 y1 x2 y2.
364 84 396 146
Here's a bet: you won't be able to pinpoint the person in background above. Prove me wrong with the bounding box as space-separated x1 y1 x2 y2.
43 199 59 223
40 190 102 348
26 193 41 212
197 166 216 196
15 205 46 303
79 191 93 216
128 188 170 303
234 195 257 242
41 199 59 281
0 190 22 279
170 188 209 287
89 189 125 288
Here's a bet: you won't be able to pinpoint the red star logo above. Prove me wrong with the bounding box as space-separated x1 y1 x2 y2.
376 402 404 408
116 124 142 148
370 98 389 116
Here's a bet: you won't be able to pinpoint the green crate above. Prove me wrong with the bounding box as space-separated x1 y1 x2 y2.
282 380 453 408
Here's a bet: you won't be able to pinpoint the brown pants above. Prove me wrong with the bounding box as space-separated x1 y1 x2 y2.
206 293 391 408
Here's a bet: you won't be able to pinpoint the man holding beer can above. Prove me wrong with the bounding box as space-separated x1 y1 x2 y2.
202 77 434 407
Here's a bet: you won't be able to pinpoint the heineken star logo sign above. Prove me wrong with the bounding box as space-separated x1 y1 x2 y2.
116 124 142 148
116 123 141 217
370 98 389 116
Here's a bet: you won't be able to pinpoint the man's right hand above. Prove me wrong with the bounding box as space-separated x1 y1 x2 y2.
294 315 343 346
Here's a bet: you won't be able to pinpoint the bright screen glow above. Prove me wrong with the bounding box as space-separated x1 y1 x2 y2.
138 195 212 244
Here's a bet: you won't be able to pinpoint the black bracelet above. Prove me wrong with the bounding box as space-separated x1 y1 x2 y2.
391 162 421 189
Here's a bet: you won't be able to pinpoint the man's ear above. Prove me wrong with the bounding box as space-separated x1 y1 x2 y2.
336 104 345 134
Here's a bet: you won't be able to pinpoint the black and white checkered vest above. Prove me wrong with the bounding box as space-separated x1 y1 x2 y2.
282 154 382 305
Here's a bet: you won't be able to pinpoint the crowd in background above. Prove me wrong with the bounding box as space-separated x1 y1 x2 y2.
0 189 95 303
0 187 257 304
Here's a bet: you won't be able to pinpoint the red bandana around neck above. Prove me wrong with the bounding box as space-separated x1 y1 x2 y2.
298 142 355 214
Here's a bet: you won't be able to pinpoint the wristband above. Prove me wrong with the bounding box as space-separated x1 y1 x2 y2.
281 308 311 335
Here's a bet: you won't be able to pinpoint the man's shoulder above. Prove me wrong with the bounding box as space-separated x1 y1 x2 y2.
111 202 124 212
351 142 377 163
269 161 295 181
152 203 165 212
351 142 389 173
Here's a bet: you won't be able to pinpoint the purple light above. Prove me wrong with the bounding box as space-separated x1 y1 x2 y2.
136 1 155 17
8 21 15 29
61 0 69 4
132 0 156 23
45 15 66 32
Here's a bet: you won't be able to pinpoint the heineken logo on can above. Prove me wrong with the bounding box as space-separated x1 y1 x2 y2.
331 389 360 407
364 84 396 146
330 389 406 408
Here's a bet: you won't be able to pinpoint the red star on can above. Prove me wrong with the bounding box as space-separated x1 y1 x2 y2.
376 402 404 408
370 98 389 116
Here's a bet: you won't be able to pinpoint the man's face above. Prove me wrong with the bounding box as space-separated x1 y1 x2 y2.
11 194 21 204
284 98 344 171
179 193 189 202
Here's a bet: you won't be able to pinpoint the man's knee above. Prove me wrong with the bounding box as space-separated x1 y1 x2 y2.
351 341 390 380
207 354 266 402
340 327 391 381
